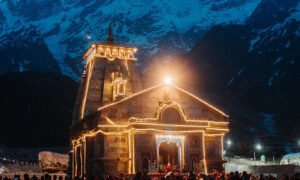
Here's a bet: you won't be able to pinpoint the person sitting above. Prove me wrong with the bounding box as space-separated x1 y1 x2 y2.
133 171 142 180
188 171 196 180
142 170 151 180
241 171 249 180
23 174 30 180
33 175 39 180
164 162 172 172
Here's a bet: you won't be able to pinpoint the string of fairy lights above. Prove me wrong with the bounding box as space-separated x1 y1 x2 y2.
73 43 231 176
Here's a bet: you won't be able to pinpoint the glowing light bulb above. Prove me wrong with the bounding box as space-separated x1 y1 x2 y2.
164 76 172 85
256 144 262 151
227 140 232 146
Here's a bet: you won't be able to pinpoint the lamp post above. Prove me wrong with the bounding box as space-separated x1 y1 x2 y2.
227 140 232 146
297 140 300 152
225 139 232 163
254 144 262 166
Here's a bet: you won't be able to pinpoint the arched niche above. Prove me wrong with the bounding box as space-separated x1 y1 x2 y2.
158 101 185 124
161 107 182 124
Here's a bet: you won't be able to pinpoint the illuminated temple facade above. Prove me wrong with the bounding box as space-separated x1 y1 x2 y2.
71 33 229 178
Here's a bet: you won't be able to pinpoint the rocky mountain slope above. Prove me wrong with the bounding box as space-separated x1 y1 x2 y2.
0 0 261 79
188 0 300 151
0 0 299 153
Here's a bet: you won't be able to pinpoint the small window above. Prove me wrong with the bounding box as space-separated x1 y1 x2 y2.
118 83 125 95
112 78 127 100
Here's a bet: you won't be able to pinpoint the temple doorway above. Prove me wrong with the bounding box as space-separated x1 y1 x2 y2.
159 141 179 166
156 135 184 172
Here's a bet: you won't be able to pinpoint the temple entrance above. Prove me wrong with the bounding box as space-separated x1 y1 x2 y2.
159 142 179 166
156 135 185 172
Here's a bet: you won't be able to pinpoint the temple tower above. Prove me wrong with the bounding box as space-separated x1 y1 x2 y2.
72 26 142 129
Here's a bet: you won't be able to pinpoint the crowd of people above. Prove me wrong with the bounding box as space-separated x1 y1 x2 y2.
0 174 69 180
0 171 299 180
102 170 300 180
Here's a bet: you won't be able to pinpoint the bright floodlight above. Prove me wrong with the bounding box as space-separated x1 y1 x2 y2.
164 76 172 85
227 140 232 146
256 144 262 151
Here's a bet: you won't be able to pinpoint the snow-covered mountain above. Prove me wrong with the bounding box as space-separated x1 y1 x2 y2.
0 0 300 150
0 0 261 80
188 0 300 147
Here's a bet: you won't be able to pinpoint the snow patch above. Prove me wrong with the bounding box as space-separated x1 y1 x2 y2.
281 28 287 37
272 57 282 65
45 35 80 80
296 29 300 36
19 62 24 72
285 41 290 48
248 36 260 52
45 35 67 62
227 77 234 86
0 1 21 34
237 68 245 75
268 71 279 86
290 2 300 20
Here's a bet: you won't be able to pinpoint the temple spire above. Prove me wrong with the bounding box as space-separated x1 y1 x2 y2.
107 23 114 44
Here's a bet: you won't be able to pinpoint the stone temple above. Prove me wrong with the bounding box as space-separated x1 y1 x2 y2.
70 29 229 178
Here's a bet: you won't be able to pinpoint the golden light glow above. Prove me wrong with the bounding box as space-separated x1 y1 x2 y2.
83 44 138 61
129 116 228 124
96 83 228 119
172 85 228 117
103 117 117 125
132 129 135 173
164 76 173 85
206 128 229 132
80 144 83 177
135 128 205 134
72 128 228 145
128 130 132 174
112 77 127 100
98 122 209 128
83 138 87 175
156 134 185 139
100 117 229 132
97 84 163 111
72 126 228 175
72 129 132 145
75 41 230 176
202 134 208 174
221 136 224 160
204 134 225 137
80 60 95 119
